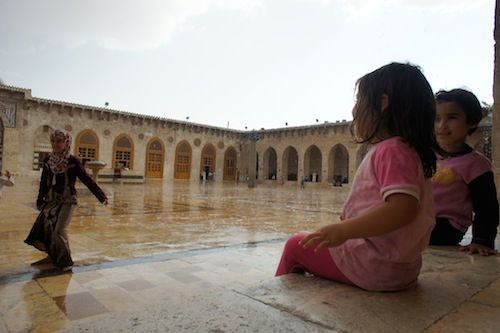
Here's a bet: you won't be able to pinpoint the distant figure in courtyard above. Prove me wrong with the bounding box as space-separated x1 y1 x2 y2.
276 62 441 291
0 170 15 198
430 89 499 256
114 162 123 180
25 129 109 271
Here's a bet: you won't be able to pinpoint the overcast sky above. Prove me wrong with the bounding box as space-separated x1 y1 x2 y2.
0 0 494 130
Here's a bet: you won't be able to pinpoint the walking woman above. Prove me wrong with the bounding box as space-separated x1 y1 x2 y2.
25 129 108 271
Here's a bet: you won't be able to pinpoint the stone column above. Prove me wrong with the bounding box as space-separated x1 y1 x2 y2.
248 131 260 188
494 0 500 189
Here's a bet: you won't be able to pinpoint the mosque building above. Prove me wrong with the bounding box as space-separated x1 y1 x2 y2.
0 84 491 186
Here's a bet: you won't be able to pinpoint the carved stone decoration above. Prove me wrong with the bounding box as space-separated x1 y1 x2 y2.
248 131 260 142
0 100 17 128
138 133 144 140
168 137 174 143
104 129 111 136
217 141 224 149
65 124 72 131
194 138 201 146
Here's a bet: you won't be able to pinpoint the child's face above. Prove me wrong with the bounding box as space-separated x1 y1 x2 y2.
51 137 65 153
435 102 476 153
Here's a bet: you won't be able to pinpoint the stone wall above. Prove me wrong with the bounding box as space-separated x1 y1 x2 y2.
0 85 362 185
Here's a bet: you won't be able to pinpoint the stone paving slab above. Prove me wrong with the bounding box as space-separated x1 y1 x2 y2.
1 178 499 332
33 245 499 333
243 248 500 333
59 289 336 333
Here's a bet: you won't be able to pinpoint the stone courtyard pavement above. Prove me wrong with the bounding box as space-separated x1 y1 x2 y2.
0 176 499 332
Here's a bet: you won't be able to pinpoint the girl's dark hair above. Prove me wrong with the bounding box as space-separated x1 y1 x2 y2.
435 88 483 135
351 62 440 178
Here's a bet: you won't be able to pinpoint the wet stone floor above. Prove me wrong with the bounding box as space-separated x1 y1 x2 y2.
1 176 499 333
0 176 346 332
0 176 346 279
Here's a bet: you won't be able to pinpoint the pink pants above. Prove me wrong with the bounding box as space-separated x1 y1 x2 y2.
275 234 354 286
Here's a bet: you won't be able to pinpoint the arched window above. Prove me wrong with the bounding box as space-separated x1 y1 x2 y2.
32 125 53 170
75 130 99 165
113 134 134 169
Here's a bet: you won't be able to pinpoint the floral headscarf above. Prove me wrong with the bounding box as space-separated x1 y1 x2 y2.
48 129 72 174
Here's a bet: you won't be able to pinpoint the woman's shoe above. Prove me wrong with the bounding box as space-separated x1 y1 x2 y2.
59 265 73 272
31 256 52 266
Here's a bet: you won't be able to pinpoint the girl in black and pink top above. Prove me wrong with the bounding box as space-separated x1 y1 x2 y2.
430 89 499 256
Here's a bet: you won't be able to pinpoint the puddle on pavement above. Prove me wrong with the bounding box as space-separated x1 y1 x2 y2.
54 291 109 320
1 176 350 276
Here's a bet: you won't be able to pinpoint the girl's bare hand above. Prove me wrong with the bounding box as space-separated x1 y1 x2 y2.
299 224 346 252
460 243 500 256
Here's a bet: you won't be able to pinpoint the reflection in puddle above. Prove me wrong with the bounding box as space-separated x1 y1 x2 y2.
54 292 109 320
3 177 350 275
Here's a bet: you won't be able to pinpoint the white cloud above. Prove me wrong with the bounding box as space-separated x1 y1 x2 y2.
1 0 489 53
399 0 491 12
301 0 491 18
0 0 265 52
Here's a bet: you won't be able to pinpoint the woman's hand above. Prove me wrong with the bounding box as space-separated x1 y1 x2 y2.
460 243 500 256
102 199 109 206
299 223 347 252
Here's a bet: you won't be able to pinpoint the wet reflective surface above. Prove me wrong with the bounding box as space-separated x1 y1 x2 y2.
0 176 347 278
1 176 499 333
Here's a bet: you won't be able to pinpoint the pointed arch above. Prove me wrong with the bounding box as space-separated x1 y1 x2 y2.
356 143 371 169
200 144 216 180
263 147 277 180
282 146 298 181
223 146 237 181
329 144 349 185
304 145 322 182
0 117 3 172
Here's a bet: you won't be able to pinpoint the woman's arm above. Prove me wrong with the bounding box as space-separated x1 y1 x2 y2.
300 193 418 252
36 162 49 209
73 157 108 204
0 171 14 186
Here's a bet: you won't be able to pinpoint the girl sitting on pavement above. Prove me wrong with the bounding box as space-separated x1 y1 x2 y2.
430 88 499 256
276 62 440 291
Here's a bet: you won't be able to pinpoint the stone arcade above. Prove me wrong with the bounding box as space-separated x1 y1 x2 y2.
0 85 491 186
